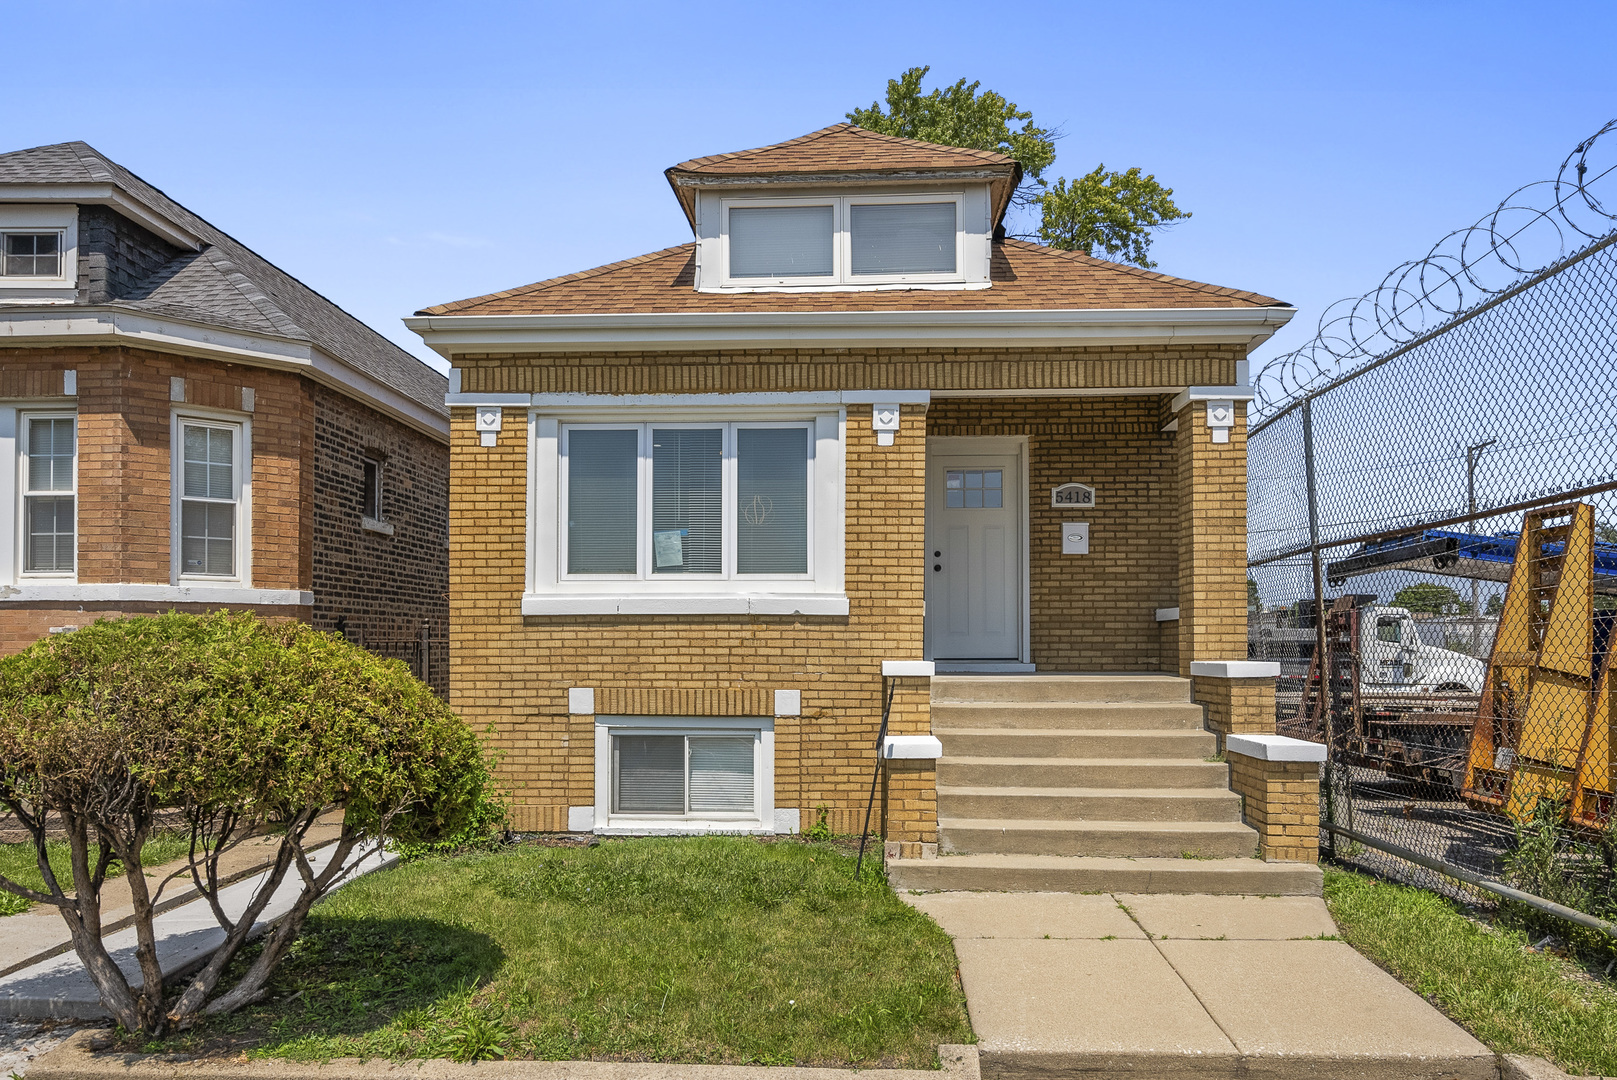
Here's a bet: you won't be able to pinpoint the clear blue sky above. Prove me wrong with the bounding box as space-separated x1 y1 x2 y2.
6 1 1613 374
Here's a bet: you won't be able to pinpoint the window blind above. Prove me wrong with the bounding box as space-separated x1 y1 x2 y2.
850 202 956 275
179 424 236 577
25 497 73 573
25 417 76 573
567 428 638 574
27 417 73 492
651 428 722 574
736 428 808 574
182 425 233 499
729 205 834 278
180 502 236 576
688 736 755 813
614 735 685 813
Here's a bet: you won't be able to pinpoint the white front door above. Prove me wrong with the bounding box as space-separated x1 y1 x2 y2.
926 448 1024 660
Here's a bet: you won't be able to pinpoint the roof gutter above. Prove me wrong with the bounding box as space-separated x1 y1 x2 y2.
404 305 1297 357
0 183 203 250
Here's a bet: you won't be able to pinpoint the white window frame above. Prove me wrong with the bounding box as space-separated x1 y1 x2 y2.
593 715 775 834
0 206 77 300
718 192 966 289
527 406 847 615
170 408 252 587
16 410 78 581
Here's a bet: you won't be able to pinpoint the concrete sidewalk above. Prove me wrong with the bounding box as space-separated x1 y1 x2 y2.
908 890 1496 1080
0 842 394 1020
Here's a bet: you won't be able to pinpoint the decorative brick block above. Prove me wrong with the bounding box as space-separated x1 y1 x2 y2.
1227 754 1321 863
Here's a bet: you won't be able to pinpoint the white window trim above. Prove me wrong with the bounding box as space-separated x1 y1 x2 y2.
593 715 776 834
14 409 78 582
527 406 847 616
718 192 967 290
0 206 78 301
170 407 252 588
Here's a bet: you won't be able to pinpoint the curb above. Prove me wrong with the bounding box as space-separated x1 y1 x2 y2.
24 1034 980 1080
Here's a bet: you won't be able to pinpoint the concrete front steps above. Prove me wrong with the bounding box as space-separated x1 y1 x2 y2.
891 674 1322 895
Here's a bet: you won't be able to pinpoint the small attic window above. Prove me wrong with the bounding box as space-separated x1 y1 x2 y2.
851 202 956 275
719 194 965 288
3 233 61 277
729 205 834 279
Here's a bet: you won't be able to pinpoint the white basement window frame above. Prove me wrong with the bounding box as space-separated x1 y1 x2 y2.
719 192 965 288
171 408 253 587
593 715 775 833
525 408 847 615
17 410 78 580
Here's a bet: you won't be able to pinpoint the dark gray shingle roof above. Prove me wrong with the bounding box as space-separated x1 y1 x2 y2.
0 142 446 420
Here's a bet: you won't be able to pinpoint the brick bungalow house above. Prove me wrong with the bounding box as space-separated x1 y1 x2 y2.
0 142 449 674
410 125 1322 891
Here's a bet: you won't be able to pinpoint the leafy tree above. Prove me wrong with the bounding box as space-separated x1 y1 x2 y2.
1247 576 1263 613
1485 594 1504 616
1393 582 1464 615
0 612 495 1035
848 67 1190 267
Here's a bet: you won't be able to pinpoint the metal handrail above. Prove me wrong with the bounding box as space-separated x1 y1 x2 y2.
855 675 897 878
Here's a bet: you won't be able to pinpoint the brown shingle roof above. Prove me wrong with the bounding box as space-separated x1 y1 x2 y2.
417 238 1283 317
664 124 1023 231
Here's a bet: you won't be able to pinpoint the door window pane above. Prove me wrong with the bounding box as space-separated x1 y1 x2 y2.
729 205 834 278
651 428 722 574
850 202 956 275
737 428 808 574
567 428 638 574
614 735 686 812
945 469 1002 508
688 736 755 812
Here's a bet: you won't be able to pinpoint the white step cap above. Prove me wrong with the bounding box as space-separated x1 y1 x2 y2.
1226 733 1327 762
882 660 935 677
882 735 944 760
1190 660 1281 679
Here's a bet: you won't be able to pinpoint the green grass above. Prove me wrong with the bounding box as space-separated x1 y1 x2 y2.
1324 866 1617 1076
0 831 198 916
139 836 972 1066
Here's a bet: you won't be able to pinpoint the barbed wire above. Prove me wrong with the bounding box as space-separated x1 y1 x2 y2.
1252 118 1617 418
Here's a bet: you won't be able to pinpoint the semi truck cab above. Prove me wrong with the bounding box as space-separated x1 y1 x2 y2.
1361 605 1485 693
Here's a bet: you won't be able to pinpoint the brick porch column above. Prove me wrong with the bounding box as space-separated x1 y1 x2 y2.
879 661 939 860
1172 395 1247 678
1226 733 1326 862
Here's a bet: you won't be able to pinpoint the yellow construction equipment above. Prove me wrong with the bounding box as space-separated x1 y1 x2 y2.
1463 502 1616 826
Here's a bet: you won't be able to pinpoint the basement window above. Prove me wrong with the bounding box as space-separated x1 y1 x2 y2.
594 717 774 832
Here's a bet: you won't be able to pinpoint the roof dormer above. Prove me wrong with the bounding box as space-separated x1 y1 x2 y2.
665 124 1020 294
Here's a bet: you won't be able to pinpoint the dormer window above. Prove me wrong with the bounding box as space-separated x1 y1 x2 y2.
718 194 965 288
2 233 62 277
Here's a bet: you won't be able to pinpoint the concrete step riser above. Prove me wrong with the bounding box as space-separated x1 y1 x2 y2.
932 676 1192 705
940 826 1258 859
930 702 1205 730
937 791 1243 823
937 731 1217 759
938 761 1230 789
886 861 1323 896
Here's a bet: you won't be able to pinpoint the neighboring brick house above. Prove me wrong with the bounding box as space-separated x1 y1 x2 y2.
0 142 449 675
410 125 1319 888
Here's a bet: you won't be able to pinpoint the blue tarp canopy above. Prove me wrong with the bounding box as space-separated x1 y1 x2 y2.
1327 528 1617 594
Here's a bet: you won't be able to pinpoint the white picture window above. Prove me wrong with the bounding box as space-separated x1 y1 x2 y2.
21 413 76 576
595 716 775 831
722 194 962 287
562 422 811 579
173 415 247 582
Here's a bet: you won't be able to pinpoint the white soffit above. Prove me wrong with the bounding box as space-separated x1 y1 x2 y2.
406 306 1297 357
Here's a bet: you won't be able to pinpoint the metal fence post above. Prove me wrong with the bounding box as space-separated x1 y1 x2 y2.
1302 397 1336 857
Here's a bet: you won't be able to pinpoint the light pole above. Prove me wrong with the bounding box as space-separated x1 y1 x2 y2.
1466 439 1497 655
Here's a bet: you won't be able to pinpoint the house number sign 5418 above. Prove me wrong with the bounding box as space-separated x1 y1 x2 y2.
1052 483 1096 508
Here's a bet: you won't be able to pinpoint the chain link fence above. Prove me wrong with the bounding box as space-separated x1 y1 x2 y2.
1246 122 1617 944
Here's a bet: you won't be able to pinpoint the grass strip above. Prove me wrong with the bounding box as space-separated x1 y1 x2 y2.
1324 866 1617 1077
140 836 972 1066
0 832 198 916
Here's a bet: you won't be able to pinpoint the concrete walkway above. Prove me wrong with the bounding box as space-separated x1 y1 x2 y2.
0 842 394 1020
907 890 1496 1080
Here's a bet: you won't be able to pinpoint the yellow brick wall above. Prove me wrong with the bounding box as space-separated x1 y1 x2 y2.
1228 755 1320 862
1194 677 1278 749
1175 400 1249 676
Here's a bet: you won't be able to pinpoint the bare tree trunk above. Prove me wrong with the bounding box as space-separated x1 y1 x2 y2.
59 811 152 1033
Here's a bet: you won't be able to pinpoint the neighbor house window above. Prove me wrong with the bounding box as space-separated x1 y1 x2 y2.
175 418 242 579
362 457 384 521
2 233 62 277
723 195 961 286
22 414 76 575
562 423 810 579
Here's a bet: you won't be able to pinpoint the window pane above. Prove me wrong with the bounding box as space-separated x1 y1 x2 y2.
850 202 956 275
615 735 685 813
363 459 381 519
24 495 74 573
729 205 834 278
567 428 638 574
736 428 808 574
182 425 234 499
689 735 755 813
4 233 60 277
180 500 235 576
27 418 74 492
651 428 722 574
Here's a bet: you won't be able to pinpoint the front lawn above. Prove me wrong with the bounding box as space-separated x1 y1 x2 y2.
142 836 972 1066
0 832 198 916
1324 866 1617 1077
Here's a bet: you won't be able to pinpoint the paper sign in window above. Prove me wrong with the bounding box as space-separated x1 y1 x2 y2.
654 529 686 568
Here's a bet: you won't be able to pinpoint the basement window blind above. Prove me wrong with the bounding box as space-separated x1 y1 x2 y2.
736 427 808 574
651 428 722 574
850 202 956 275
612 732 757 815
728 205 834 279
568 428 639 574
